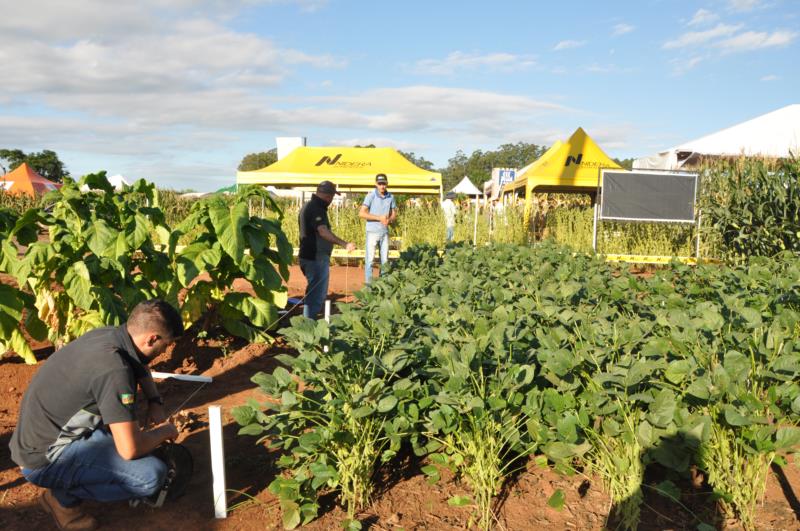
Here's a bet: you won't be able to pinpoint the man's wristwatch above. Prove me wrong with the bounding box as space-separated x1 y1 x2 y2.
147 396 165 406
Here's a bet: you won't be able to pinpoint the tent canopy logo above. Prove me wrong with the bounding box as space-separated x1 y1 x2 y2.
314 153 372 168
565 154 583 167
315 154 342 166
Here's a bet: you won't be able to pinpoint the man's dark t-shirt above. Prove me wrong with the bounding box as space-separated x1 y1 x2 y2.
10 326 147 469
298 194 333 261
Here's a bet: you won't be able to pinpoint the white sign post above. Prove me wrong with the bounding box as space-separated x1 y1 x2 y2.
209 406 227 519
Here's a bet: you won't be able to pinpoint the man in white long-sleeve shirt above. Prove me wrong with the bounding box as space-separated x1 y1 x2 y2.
441 191 458 242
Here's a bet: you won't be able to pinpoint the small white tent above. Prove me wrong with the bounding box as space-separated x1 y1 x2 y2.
108 174 130 190
451 176 482 196
634 104 800 170
80 174 130 192
449 176 484 245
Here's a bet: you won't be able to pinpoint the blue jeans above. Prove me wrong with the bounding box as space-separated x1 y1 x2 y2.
21 428 166 507
365 231 389 283
300 257 330 319
446 226 455 242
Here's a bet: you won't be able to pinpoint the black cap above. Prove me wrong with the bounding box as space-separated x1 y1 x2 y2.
316 180 340 195
375 174 388 184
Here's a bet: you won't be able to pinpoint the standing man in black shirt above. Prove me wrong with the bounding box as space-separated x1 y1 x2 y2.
10 299 184 531
298 180 355 319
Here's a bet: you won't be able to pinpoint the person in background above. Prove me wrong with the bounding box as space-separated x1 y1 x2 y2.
10 300 183 531
298 180 356 318
359 173 397 283
442 191 458 242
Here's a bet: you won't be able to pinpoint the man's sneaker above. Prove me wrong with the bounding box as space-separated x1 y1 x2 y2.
39 489 98 531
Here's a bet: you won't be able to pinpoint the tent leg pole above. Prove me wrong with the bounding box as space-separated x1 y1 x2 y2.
592 202 598 252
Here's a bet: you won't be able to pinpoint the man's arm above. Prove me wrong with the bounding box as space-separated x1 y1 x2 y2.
358 204 387 223
138 373 167 426
317 225 356 251
108 420 178 460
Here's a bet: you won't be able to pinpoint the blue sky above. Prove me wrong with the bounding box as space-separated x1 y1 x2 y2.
0 0 797 191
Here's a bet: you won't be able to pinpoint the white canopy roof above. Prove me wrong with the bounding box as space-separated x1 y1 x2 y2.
634 104 800 170
79 174 130 192
451 176 482 196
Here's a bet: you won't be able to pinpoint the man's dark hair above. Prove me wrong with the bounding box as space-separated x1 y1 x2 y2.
127 299 184 339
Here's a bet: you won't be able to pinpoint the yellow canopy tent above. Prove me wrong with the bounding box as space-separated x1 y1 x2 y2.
501 127 622 225
237 146 442 196
501 140 563 194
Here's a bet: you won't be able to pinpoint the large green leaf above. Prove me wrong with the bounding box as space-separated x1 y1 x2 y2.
775 427 800 451
63 261 94 310
209 202 248 262
86 219 118 258
647 389 677 428
128 212 151 250
13 328 37 364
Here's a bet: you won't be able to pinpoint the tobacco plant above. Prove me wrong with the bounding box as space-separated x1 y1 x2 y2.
0 207 47 362
172 185 291 341
1 173 173 347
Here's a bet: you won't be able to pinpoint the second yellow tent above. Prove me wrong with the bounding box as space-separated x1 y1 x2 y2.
501 127 623 226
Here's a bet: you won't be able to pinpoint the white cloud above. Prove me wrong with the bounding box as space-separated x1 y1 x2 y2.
715 30 798 52
585 63 632 74
688 9 718 26
612 24 634 36
553 40 586 51
663 23 743 49
729 0 762 12
0 83 570 189
326 137 424 151
760 74 779 81
413 51 537 75
0 18 343 112
669 56 704 76
321 86 566 134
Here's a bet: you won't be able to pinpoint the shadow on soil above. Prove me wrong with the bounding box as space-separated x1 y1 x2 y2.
608 432 722 531
771 462 800 522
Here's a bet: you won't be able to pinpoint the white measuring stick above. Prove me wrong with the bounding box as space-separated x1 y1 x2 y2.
209 405 227 519
323 300 331 353
150 372 213 383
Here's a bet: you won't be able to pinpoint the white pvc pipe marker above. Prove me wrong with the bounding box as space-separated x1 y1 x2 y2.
208 405 227 518
150 371 213 383
324 299 331 323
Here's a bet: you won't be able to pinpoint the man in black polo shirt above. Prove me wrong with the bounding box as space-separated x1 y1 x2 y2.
298 180 355 319
10 299 183 531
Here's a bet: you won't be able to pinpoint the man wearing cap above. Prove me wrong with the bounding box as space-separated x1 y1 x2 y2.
10 299 182 531
359 174 397 283
298 181 356 319
442 191 458 242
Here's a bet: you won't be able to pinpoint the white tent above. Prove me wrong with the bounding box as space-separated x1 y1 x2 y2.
634 104 800 170
451 176 482 196
108 174 130 189
80 174 130 192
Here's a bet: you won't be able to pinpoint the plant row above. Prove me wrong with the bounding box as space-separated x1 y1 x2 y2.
0 173 293 362
235 242 800 530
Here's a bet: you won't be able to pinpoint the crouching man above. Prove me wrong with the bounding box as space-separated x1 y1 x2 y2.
9 299 183 530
